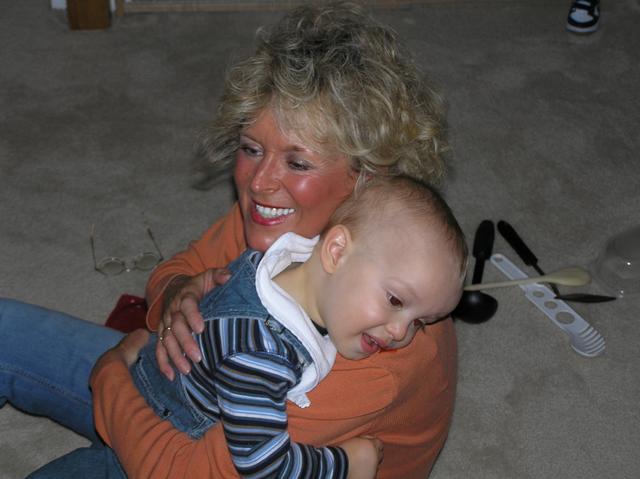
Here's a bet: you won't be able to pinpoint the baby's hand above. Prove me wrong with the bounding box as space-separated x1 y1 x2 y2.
339 436 384 479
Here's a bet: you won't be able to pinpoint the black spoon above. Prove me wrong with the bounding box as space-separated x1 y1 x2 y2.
497 220 616 303
453 220 499 323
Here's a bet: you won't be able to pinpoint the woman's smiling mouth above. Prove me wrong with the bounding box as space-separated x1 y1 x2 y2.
251 201 296 224
255 203 295 219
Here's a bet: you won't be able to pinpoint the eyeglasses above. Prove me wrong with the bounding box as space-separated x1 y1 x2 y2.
90 224 164 276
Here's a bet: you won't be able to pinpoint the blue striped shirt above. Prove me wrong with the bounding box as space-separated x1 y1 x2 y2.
180 248 347 479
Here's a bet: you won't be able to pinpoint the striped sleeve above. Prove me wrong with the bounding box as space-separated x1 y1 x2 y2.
189 318 348 479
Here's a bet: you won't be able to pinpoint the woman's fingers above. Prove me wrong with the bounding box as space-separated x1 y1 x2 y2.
210 268 231 288
170 309 202 364
91 329 150 385
160 323 191 374
156 310 201 378
181 292 205 335
155 268 231 380
155 336 175 381
117 329 150 366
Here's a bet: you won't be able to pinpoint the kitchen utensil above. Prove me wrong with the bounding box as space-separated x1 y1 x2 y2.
592 224 640 298
498 220 615 303
552 293 616 303
452 220 498 323
464 265 590 291
497 220 560 294
490 253 605 357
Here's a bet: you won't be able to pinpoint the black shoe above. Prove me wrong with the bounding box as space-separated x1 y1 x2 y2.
566 0 600 33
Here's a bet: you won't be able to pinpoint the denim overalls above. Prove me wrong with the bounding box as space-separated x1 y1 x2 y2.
130 249 314 439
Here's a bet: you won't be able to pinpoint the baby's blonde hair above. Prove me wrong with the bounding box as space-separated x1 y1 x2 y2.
325 175 468 275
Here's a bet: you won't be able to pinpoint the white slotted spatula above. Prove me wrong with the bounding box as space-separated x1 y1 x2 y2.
490 254 606 357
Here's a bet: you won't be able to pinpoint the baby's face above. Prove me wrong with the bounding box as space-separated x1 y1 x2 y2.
320 223 463 360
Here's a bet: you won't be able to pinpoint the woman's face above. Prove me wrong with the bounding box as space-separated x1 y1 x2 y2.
234 108 357 252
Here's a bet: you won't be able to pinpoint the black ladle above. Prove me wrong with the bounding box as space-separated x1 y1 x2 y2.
453 220 499 323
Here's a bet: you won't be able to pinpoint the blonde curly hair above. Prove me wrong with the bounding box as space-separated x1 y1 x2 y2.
198 1 448 187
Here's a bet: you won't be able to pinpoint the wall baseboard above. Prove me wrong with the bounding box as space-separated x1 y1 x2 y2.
51 0 116 11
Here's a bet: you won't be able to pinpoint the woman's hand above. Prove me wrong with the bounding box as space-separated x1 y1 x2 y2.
339 436 384 479
155 268 230 380
90 329 150 385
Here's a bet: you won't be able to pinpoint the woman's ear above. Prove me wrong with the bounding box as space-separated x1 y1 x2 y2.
320 225 352 274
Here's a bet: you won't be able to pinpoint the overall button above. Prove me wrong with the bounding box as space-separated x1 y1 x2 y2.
265 318 283 333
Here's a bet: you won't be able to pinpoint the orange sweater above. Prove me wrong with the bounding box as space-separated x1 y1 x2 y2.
91 203 457 479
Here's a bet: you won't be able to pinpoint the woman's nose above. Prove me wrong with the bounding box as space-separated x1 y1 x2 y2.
250 154 281 193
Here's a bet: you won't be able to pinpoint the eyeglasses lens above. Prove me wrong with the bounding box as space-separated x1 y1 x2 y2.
97 258 127 276
134 252 162 271
91 224 163 276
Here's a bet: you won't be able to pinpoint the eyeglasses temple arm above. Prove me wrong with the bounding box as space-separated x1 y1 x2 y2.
146 226 164 260
89 224 101 272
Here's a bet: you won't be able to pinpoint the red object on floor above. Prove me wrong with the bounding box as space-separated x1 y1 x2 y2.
105 294 148 333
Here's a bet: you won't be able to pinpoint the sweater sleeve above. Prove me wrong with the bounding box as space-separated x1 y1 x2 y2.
145 203 246 330
91 352 239 479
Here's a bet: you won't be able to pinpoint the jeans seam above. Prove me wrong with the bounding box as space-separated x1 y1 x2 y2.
0 361 91 409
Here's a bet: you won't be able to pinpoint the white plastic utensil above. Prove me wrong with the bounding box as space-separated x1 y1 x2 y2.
464 266 590 291
490 254 605 358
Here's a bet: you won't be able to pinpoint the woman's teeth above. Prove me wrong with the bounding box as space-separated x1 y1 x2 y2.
255 204 295 219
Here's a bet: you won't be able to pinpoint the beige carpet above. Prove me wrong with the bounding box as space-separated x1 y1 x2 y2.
1 1 639 477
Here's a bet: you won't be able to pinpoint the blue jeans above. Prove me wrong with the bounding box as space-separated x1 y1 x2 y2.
0 298 126 477
26 444 126 479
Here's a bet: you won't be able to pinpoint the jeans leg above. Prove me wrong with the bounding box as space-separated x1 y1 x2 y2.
0 298 124 441
26 444 127 479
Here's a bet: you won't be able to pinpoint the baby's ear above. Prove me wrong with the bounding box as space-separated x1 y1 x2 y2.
320 225 352 274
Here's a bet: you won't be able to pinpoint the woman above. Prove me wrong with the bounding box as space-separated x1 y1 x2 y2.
0 3 455 478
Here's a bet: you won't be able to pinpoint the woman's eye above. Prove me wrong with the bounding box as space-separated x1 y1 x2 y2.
388 294 403 307
287 159 312 171
240 145 261 157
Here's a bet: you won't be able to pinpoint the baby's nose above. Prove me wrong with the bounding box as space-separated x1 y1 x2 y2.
386 320 409 342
